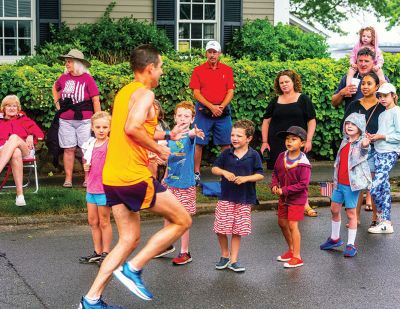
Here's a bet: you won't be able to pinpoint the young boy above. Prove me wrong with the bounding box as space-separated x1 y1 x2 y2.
156 101 204 264
212 119 264 273
271 126 311 268
320 113 371 257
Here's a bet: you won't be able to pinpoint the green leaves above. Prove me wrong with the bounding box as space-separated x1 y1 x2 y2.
227 19 329 62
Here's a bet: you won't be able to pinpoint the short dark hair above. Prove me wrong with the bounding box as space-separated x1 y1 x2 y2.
233 119 255 138
130 44 160 72
357 47 376 60
363 71 379 86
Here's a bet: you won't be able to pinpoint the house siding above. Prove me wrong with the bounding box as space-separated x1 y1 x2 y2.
243 0 274 22
61 0 153 27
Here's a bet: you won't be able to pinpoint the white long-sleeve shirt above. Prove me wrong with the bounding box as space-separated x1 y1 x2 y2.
375 106 400 153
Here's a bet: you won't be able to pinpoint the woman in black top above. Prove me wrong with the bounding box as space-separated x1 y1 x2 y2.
344 72 384 227
261 70 317 216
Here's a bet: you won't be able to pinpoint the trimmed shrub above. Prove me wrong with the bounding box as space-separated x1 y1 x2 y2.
228 19 330 61
2 53 400 161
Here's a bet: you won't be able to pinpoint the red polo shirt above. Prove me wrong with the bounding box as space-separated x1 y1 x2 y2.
189 61 235 105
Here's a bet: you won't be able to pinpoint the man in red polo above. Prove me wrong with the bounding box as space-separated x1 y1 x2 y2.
189 40 235 184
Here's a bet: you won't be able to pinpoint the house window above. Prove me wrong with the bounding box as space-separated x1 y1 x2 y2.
177 0 218 51
0 0 33 56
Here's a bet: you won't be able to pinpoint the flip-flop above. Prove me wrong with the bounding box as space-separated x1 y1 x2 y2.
63 181 72 188
364 204 373 211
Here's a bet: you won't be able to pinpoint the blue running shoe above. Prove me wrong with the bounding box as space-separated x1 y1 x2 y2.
79 296 122 309
215 257 230 270
343 244 357 257
113 263 153 301
320 237 344 250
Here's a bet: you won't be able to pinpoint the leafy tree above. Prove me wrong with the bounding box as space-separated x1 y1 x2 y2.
227 19 329 61
290 0 400 33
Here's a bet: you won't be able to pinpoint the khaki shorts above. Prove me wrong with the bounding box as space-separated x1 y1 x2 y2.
58 119 91 148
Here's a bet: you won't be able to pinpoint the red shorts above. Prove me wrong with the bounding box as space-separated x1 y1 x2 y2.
277 201 304 221
213 200 252 236
163 183 196 215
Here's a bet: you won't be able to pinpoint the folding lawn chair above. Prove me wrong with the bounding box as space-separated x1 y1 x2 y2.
0 156 39 194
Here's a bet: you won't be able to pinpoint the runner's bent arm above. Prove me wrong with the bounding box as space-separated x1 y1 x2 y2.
124 88 170 160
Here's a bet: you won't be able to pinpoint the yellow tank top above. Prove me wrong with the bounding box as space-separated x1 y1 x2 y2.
103 81 158 186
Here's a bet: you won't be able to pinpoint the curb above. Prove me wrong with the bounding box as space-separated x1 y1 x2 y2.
1 194 400 226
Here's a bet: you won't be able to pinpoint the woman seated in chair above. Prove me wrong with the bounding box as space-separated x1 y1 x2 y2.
0 95 44 206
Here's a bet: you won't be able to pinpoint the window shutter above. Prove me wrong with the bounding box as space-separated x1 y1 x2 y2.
154 0 176 48
37 0 60 46
221 0 242 52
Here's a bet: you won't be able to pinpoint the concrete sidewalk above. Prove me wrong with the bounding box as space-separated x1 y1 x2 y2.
1 161 400 227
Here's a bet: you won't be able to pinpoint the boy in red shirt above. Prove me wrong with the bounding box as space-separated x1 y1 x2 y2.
271 126 311 268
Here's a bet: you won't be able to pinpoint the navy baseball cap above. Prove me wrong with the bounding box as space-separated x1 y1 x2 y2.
276 126 307 141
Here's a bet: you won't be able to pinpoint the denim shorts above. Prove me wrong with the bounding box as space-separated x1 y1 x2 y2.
86 193 108 206
193 102 232 146
331 184 360 209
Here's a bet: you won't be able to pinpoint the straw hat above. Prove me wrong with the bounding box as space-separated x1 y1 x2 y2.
59 49 91 67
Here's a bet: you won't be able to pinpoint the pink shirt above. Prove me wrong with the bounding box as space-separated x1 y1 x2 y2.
87 140 108 194
350 43 384 68
55 72 99 120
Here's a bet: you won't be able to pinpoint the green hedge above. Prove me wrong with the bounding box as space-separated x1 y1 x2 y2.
2 53 400 160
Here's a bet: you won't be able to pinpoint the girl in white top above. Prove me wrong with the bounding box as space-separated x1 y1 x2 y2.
367 83 400 234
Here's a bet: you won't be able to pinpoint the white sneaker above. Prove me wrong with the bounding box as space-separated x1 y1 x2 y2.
368 222 393 234
15 195 26 207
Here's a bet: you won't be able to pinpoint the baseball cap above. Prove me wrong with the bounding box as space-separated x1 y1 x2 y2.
377 83 396 95
205 41 221 52
276 126 307 141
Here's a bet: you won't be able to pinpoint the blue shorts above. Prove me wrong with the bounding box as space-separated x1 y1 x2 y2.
86 193 108 206
194 102 232 145
367 147 376 173
331 184 360 209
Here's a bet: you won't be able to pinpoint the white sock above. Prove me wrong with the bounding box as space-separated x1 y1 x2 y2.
347 228 357 245
127 262 139 272
331 220 341 240
84 295 99 304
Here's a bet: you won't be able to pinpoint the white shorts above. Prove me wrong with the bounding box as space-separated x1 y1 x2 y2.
58 119 91 148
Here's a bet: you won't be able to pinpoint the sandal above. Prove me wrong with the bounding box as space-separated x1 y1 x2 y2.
364 204 373 211
63 181 72 188
304 205 318 217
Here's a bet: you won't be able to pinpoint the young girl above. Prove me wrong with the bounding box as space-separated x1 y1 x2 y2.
79 111 112 265
346 26 385 86
367 83 400 234
148 99 169 181
155 101 204 264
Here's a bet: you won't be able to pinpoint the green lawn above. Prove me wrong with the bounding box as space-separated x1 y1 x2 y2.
0 184 324 217
2 183 398 217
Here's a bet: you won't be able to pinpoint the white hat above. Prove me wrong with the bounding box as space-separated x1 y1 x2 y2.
205 41 221 52
377 83 396 94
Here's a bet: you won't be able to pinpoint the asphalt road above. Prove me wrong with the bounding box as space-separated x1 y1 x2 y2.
1 207 400 309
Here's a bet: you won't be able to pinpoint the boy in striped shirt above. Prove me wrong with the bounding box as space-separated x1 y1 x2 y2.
212 120 264 272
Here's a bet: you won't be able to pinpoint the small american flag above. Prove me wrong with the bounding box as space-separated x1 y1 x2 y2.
320 182 333 197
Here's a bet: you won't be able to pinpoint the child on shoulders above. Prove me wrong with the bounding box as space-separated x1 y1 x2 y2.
367 83 400 234
320 113 371 257
271 126 311 268
346 26 385 86
79 111 112 265
212 120 264 273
